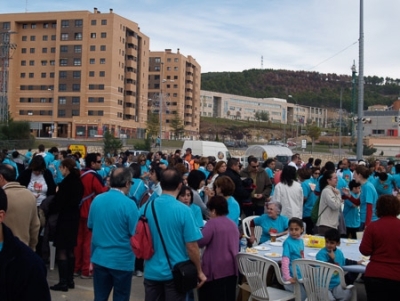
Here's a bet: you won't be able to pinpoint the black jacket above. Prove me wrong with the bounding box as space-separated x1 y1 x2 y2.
0 224 51 301
17 168 57 197
222 167 251 204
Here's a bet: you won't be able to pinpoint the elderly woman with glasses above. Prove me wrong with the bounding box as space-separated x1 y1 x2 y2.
249 201 289 245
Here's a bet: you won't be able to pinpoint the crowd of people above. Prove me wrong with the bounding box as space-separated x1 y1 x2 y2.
0 145 400 300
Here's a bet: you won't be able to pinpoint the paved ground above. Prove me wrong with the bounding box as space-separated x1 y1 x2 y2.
47 267 367 301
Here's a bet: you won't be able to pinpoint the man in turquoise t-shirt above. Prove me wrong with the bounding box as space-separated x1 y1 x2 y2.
88 167 139 301
141 168 206 300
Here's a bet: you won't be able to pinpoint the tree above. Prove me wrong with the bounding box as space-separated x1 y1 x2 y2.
254 110 269 122
352 144 377 156
306 125 321 153
169 112 185 139
146 112 159 138
103 131 123 156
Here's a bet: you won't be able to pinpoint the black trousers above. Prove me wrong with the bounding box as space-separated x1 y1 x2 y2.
144 278 186 301
365 277 400 301
198 275 237 301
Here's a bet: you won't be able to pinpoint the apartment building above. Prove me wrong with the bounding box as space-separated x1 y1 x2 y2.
148 49 201 139
200 90 327 127
0 8 149 139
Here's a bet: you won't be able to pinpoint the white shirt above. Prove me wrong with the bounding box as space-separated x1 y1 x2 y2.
273 181 303 219
288 161 298 170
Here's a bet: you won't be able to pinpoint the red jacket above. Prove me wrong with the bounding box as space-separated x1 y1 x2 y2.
79 169 108 219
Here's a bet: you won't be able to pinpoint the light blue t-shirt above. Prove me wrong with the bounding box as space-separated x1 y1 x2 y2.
373 175 394 196
341 168 352 184
392 173 400 189
141 194 202 281
190 203 204 228
316 247 346 289
301 178 317 218
254 214 289 244
226 196 240 225
88 189 139 271
360 181 378 223
315 175 347 195
0 241 3 251
2 158 19 179
128 178 148 207
52 160 64 184
282 236 304 278
343 192 360 228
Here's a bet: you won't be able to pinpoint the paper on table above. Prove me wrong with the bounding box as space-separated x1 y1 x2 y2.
264 252 282 258
343 239 358 244
254 246 271 251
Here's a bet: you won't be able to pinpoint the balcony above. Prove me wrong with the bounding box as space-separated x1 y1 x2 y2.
125 95 136 103
125 83 135 91
124 107 136 115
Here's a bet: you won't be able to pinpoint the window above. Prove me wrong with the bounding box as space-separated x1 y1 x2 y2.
101 32 107 38
98 111 104 116
40 98 46 103
30 36 35 41
42 35 48 41
39 110 46 116
88 97 95 102
22 24 28 29
173 93 178 97
59 84 67 91
100 45 106 51
73 71 81 78
61 33 69 40
42 48 47 53
59 71 67 78
58 110 66 117
75 19 83 27
154 66 160 71
174 76 178 79
101 19 107 25
51 47 56 53
43 23 49 29
72 97 80 104
50 60 55 66
2 22 10 30
100 58 106 64
31 23 36 29
155 58 161 63
98 84 104 90
50 72 55 78
90 45 96 51
73 58 81 66
72 110 79 116
174 67 178 71
41 60 47 66
59 97 66 104
89 58 95 64
22 36 27 41
40 85 47 90
20 73 25 78
51 35 56 40
167 67 171 71
91 20 97 25
99 71 105 77
74 45 82 53
166 58 171 62
21 48 27 53
61 20 69 28
99 97 104 103
74 33 82 40
88 110 94 116
60 59 68 66
60 45 69 53
72 84 80 91
28 73 34 78
41 73 46 78
29 60 34 66
89 71 95 77
21 60 26 66
52 23 56 28
90 33 96 38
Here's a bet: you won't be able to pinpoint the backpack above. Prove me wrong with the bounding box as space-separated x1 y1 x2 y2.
310 196 328 223
130 200 154 259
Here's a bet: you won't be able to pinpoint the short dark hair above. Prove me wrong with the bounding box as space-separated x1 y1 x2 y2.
150 161 162 181
38 144 45 152
214 176 235 196
110 167 132 188
177 185 193 204
297 168 311 180
85 153 98 168
247 156 257 165
376 195 400 217
262 158 275 168
29 155 46 172
0 187 7 212
160 168 182 191
207 195 228 216
324 228 340 243
0 164 16 182
355 165 371 179
314 158 322 166
187 170 206 190
323 161 335 172
49 146 59 154
129 163 141 178
378 172 388 182
348 179 360 190
227 158 239 169
288 217 304 229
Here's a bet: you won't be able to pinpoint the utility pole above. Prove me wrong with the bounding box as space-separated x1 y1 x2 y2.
351 61 357 141
356 0 364 160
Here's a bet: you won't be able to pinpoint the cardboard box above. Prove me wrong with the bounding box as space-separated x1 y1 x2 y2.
237 282 251 301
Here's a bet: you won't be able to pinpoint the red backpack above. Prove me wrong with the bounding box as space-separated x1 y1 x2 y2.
130 200 154 259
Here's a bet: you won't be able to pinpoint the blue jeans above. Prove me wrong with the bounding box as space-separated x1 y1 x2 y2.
93 264 133 301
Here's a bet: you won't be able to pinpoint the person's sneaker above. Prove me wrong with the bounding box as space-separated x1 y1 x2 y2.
73 272 81 277
80 274 93 279
135 270 143 277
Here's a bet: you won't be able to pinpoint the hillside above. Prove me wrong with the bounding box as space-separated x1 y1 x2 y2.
201 69 400 111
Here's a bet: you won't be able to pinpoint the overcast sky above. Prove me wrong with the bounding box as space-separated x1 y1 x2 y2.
3 0 400 79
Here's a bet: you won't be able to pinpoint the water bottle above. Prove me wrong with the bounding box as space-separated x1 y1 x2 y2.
240 235 248 252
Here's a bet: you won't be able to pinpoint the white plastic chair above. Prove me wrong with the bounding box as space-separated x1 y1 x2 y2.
236 253 299 301
242 215 262 245
292 259 357 301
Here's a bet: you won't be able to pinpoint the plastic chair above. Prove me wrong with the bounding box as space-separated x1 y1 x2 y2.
292 259 357 301
236 253 299 301
242 215 262 245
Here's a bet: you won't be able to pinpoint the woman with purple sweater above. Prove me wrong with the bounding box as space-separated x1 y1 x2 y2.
197 195 239 301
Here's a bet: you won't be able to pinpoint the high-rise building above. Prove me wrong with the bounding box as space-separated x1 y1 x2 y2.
0 8 149 139
148 49 200 140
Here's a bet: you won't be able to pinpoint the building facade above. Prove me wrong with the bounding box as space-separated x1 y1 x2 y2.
200 90 327 127
0 8 150 139
148 49 200 139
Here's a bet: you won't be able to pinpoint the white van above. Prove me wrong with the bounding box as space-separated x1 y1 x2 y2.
182 141 231 162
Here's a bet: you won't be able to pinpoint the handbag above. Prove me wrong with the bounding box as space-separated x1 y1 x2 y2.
152 201 198 293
